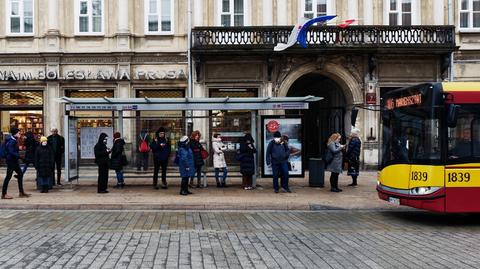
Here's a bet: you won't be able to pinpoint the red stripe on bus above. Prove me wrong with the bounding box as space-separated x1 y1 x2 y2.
446 187 480 213
445 91 480 104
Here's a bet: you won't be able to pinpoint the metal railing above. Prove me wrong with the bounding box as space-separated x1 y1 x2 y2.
192 25 456 50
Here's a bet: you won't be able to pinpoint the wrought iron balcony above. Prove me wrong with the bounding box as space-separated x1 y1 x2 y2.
192 25 456 54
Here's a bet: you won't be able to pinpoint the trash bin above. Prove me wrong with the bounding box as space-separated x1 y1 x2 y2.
309 158 324 187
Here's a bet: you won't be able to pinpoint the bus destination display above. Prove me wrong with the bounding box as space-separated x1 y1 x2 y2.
385 93 422 110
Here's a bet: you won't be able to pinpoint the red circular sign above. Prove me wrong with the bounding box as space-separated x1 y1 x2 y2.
266 120 280 133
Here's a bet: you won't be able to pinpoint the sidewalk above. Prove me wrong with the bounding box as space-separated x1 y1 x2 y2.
0 169 398 211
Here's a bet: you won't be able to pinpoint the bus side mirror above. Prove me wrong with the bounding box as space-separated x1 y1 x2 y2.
447 104 459 128
351 107 359 127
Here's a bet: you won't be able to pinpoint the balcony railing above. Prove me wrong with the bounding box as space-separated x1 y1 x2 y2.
192 25 456 52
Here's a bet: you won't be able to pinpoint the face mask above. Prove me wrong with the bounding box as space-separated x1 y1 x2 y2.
103 139 107 144
41 142 47 146
274 138 281 143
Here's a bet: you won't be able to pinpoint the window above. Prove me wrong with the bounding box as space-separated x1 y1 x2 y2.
302 0 327 19
460 0 480 29
6 0 34 35
145 0 174 34
75 0 104 35
448 105 480 162
220 0 245 26
387 0 412 25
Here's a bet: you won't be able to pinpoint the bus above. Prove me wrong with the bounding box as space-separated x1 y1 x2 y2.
376 82 480 213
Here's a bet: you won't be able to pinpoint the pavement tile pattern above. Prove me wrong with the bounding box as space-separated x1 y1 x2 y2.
1 210 480 268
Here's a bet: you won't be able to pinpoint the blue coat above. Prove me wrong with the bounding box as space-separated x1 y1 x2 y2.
150 137 171 161
266 140 289 165
5 136 20 163
177 142 196 177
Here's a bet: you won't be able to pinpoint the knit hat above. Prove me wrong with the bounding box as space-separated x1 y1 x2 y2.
113 132 121 139
180 135 189 143
40 136 48 143
10 127 19 136
273 131 282 138
350 128 361 136
158 127 166 133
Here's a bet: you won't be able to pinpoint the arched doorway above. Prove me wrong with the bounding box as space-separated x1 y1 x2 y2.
286 74 347 166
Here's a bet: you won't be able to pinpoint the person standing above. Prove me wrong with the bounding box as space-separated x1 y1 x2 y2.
110 132 126 189
137 129 151 171
47 128 65 186
326 133 345 192
266 131 291 193
212 133 228 188
94 133 111 194
34 136 54 193
1 127 30 199
238 133 257 190
189 130 205 188
20 131 38 176
346 128 362 186
151 127 171 189
177 136 194 195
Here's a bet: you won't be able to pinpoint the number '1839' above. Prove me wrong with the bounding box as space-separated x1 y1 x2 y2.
447 172 471 182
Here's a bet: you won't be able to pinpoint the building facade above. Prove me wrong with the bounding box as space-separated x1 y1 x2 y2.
0 0 478 168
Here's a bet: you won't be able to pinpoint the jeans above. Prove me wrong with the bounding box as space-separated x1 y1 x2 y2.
2 161 24 196
21 161 34 174
52 157 62 184
153 159 168 186
137 152 149 171
215 167 228 184
271 162 289 191
115 169 124 185
37 176 51 191
190 165 203 184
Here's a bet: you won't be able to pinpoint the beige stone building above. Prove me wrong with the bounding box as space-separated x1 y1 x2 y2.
0 0 477 169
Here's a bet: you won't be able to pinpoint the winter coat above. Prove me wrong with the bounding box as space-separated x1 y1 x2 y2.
190 139 205 167
24 133 38 163
34 144 54 177
326 141 343 174
47 134 65 159
137 131 151 153
5 136 20 163
238 134 257 176
266 140 289 165
94 133 110 167
110 138 126 170
346 137 361 176
212 137 227 168
177 141 196 177
150 136 171 162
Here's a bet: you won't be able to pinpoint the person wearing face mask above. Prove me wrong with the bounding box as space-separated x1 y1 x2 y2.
326 133 345 192
150 127 171 189
177 136 195 195
34 136 55 193
212 133 228 188
266 131 291 193
94 133 111 193
110 132 126 189
1 127 30 199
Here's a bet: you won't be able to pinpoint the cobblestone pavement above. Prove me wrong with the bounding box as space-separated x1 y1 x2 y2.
1 210 480 268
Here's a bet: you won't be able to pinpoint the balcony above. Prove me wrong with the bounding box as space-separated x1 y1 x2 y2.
192 25 456 54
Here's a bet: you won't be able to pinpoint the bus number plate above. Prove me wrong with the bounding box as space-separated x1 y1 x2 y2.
388 197 400 205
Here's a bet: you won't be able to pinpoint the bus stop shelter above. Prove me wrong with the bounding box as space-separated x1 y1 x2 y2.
59 96 322 184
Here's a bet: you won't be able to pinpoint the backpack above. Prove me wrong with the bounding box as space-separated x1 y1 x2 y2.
138 134 150 153
323 148 334 166
0 141 7 159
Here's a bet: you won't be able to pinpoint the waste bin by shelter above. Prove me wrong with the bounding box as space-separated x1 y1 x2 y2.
309 158 324 187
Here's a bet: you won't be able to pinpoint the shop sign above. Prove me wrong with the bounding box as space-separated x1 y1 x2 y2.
0 69 187 81
68 105 138 111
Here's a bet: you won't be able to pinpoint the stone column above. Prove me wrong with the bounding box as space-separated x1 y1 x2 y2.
45 82 61 135
347 0 358 23
363 0 374 25
277 0 287 25
262 0 272 25
45 0 60 51
116 0 131 51
193 0 203 26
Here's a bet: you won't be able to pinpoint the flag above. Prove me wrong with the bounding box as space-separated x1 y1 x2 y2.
274 15 336 51
338 19 355 28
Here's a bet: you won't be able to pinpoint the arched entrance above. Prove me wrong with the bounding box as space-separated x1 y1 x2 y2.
286 74 347 165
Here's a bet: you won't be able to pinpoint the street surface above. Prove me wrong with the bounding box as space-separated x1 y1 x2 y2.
0 210 480 268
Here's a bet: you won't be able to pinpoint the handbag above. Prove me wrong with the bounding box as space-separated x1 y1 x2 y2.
201 149 209 160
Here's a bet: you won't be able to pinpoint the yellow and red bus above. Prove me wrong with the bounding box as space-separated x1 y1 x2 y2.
377 82 480 213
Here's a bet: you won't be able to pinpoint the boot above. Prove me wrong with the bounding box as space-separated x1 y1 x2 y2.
348 176 358 186
19 192 31 198
1 194 13 199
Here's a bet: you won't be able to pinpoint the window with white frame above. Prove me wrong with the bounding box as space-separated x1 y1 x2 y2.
75 0 104 35
387 0 412 25
6 0 34 35
302 0 327 19
145 0 173 34
460 0 480 29
220 0 245 26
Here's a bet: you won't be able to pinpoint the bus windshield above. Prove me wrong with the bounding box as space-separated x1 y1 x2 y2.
382 106 441 167
448 105 480 163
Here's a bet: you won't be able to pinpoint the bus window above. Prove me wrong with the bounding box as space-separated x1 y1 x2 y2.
448 107 480 160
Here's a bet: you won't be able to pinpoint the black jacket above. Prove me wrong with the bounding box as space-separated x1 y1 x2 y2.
239 134 257 175
47 134 65 158
110 138 125 170
190 139 205 166
94 133 110 167
24 133 38 163
34 145 54 177
150 136 171 161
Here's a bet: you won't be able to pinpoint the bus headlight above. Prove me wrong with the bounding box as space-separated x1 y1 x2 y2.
410 186 441 196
